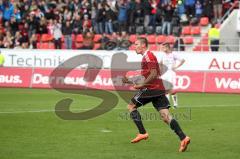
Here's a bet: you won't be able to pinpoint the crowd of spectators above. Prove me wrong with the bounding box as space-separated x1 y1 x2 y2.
0 0 238 49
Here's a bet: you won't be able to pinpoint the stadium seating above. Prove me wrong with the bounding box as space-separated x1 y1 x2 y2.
147 35 156 44
37 42 55 49
183 36 194 44
166 35 175 44
128 44 136 50
191 26 201 35
181 26 191 35
149 44 158 51
93 43 101 50
200 17 209 26
93 34 102 43
156 35 167 44
129 35 137 43
76 34 83 43
41 34 53 42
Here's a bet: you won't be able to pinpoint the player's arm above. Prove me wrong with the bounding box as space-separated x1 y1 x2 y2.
159 60 164 74
134 68 157 89
122 76 134 84
173 59 185 70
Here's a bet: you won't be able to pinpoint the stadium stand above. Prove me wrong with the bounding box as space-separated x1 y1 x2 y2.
0 0 238 51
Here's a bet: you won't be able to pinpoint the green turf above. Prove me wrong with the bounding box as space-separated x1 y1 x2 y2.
0 88 240 159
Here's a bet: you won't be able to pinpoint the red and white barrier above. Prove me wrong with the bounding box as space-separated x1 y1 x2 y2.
0 67 239 93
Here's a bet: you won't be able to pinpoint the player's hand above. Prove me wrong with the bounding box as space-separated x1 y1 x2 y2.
122 76 129 84
172 66 177 71
133 83 145 89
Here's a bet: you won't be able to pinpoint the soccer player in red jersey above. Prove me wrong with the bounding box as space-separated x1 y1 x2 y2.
122 37 190 152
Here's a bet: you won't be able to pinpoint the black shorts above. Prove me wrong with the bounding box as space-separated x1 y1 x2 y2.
131 88 170 111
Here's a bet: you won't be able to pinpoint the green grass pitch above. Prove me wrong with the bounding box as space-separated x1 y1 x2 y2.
0 88 240 159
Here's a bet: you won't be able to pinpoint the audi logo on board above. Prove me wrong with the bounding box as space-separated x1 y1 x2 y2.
175 75 191 89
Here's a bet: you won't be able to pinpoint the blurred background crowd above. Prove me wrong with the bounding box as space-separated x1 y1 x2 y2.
0 0 237 49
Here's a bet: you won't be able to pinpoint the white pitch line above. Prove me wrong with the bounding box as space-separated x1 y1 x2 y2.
100 129 112 133
0 104 239 114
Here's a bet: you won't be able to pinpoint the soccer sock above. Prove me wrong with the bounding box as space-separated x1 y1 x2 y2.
166 94 170 102
130 110 146 134
171 94 178 106
170 119 186 141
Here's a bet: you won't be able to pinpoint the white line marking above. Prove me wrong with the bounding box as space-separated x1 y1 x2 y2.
0 105 239 114
100 129 112 133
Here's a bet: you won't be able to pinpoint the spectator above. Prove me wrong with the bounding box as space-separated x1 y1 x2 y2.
173 24 185 51
133 0 144 25
34 8 45 20
162 4 174 35
27 12 39 36
173 37 185 51
38 0 48 14
20 23 29 48
0 37 5 48
95 3 105 34
72 14 82 34
208 22 220 51
176 0 186 18
150 0 159 27
103 32 118 50
9 16 18 35
104 4 116 34
29 34 37 49
222 0 234 15
176 0 188 23
0 51 5 67
195 0 203 19
82 14 92 33
63 7 72 21
81 0 91 15
81 30 94 50
13 8 21 22
47 19 54 35
143 0 152 28
212 0 222 21
184 0 196 19
91 1 98 33
0 0 235 50
52 19 62 49
36 18 48 34
161 0 171 6
116 0 130 32
4 31 14 48
62 20 73 49
118 31 131 50
0 1 14 22
100 33 111 50
202 0 213 21
13 31 22 48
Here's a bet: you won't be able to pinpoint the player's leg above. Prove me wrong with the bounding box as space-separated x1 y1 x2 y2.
171 72 178 108
128 89 151 143
162 71 175 107
171 91 178 108
152 95 190 152
127 103 147 135
166 93 170 102
159 109 185 139
159 108 190 152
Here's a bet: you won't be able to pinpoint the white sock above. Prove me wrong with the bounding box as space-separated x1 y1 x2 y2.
172 94 178 106
166 94 170 102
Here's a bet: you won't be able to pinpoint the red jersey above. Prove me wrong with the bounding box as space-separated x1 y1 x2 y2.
141 51 165 90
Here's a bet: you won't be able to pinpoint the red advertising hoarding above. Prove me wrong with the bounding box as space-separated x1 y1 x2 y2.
0 67 239 93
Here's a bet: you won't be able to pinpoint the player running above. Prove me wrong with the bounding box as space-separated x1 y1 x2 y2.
160 42 185 108
122 37 190 152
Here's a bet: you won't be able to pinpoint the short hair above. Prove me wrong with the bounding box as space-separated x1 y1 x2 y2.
137 37 148 47
162 42 170 48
